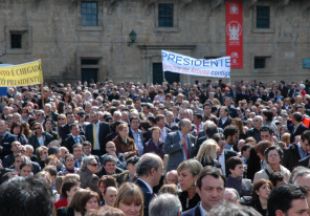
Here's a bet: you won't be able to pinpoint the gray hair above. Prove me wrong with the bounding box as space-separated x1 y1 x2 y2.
289 166 310 184
209 201 261 216
136 153 163 177
80 155 98 172
149 193 182 216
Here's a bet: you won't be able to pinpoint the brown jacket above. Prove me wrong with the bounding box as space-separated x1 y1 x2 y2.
113 135 137 154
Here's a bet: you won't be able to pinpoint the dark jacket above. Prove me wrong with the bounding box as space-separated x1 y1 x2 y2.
181 203 202 216
135 178 154 216
85 122 111 154
143 139 164 158
282 144 301 171
0 131 16 158
28 132 54 150
178 191 200 212
62 134 86 153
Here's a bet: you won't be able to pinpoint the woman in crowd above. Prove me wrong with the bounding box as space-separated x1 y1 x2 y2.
79 156 100 193
177 159 203 211
113 123 137 156
196 139 221 168
60 188 100 216
11 122 28 145
114 182 144 216
36 146 49 169
97 175 118 206
54 178 80 210
253 145 290 184
59 154 79 175
249 179 273 216
44 118 59 140
19 159 33 177
143 126 164 158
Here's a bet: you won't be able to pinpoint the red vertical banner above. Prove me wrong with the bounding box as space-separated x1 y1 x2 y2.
226 0 243 69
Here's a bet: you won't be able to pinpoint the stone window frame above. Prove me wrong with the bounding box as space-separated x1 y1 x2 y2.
77 0 103 31
252 3 274 33
5 26 32 55
155 0 179 32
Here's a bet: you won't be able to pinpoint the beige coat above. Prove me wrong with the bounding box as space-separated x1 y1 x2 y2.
253 164 291 183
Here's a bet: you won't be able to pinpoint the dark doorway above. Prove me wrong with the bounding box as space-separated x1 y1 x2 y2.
81 58 99 83
81 68 98 84
152 63 180 84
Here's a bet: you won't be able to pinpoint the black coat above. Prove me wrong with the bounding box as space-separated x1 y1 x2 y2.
28 132 54 150
85 122 111 154
62 134 86 153
282 144 301 171
135 178 154 216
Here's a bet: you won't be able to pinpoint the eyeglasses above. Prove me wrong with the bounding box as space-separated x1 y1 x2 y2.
89 163 98 167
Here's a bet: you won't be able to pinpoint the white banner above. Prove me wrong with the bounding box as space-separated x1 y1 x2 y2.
161 50 231 78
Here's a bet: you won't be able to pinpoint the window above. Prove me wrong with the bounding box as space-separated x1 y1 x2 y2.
10 32 23 49
81 1 98 26
158 3 174 27
254 57 267 69
256 6 270 29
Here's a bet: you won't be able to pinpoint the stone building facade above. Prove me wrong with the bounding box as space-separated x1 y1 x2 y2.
0 0 309 84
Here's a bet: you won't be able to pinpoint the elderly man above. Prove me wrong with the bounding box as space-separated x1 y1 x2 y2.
164 118 196 171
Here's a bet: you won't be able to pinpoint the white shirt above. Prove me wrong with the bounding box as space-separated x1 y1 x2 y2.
93 122 100 150
219 152 226 175
199 202 208 216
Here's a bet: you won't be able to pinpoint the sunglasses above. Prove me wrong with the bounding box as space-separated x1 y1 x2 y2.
90 163 98 167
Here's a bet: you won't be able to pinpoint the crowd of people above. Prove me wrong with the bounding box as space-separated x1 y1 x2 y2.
0 79 310 216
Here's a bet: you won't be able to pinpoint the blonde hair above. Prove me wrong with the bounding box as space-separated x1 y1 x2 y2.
114 183 144 216
196 139 218 162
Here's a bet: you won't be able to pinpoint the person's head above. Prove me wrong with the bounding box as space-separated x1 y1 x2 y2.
255 140 272 160
136 153 163 187
158 184 178 195
241 144 251 159
70 123 80 136
0 119 7 133
106 141 117 154
82 141 92 156
114 183 144 216
150 126 161 142
64 153 75 170
102 154 117 175
260 126 274 142
219 106 229 118
130 116 140 131
0 176 52 216
177 159 203 192
94 206 125 216
149 193 182 216
70 188 100 215
117 123 129 139
290 167 310 206
81 155 99 173
209 202 262 216
126 156 140 176
196 167 225 211
227 156 244 178
98 175 117 195
73 143 83 159
223 188 240 204
252 179 272 201
253 115 263 129
10 122 22 135
223 125 239 145
164 170 178 185
264 146 283 166
32 122 43 135
268 184 309 216
104 186 118 206
19 159 33 177
196 139 219 162
61 178 80 199
300 131 310 154
155 114 165 128
178 118 192 134
292 112 304 125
